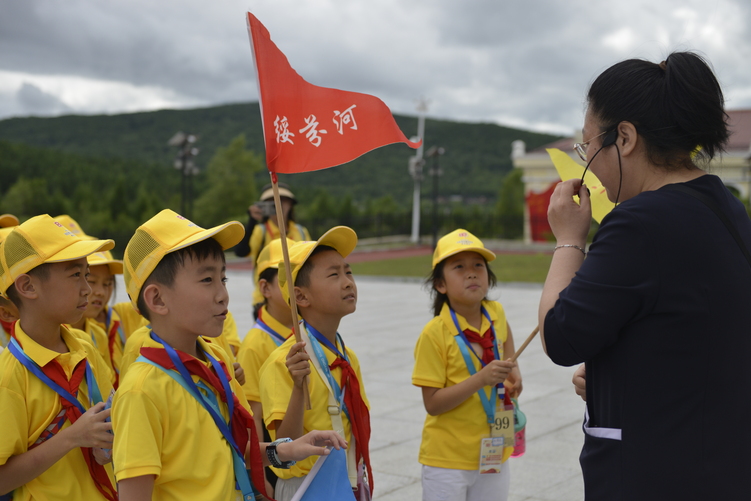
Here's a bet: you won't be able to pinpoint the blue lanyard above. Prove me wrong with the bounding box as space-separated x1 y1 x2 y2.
252 318 286 347
148 332 255 501
449 307 500 425
106 307 126 347
304 321 348 415
7 337 102 414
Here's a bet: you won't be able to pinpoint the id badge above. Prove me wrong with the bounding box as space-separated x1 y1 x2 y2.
491 406 515 444
479 437 504 474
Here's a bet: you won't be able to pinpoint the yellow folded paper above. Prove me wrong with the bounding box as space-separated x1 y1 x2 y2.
546 148 616 223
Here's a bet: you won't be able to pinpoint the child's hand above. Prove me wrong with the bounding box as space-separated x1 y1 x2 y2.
285 341 311 389
64 402 114 449
92 447 112 465
479 359 516 388
276 430 348 462
505 365 523 398
572 364 586 401
233 362 246 386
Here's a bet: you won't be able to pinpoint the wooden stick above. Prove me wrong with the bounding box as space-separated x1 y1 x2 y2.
270 172 311 410
509 326 539 363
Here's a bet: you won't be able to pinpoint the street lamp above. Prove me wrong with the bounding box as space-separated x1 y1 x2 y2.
168 132 200 218
409 98 429 244
426 145 445 249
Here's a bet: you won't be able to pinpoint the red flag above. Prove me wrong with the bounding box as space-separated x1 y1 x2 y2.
246 13 421 174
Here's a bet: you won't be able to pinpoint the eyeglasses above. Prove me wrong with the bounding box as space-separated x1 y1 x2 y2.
573 130 608 162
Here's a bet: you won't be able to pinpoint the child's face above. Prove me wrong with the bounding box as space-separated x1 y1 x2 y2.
297 250 357 318
435 251 489 310
32 258 92 325
84 265 114 319
161 253 229 339
261 273 287 313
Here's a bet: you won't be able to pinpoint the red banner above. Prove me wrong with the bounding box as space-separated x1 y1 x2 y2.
246 13 421 174
526 181 557 242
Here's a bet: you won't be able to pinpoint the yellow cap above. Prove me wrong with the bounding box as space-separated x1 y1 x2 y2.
432 229 496 268
255 238 295 281
0 227 14 245
278 226 357 304
88 250 124 275
0 214 115 296
0 214 19 228
54 215 92 239
123 209 245 310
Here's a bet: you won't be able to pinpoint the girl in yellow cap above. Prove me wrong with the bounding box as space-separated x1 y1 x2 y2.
412 229 522 501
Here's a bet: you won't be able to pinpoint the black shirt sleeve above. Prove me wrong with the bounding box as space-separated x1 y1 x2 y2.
233 212 258 258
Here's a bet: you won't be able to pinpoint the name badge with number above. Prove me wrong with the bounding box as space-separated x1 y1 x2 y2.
491 406 515 444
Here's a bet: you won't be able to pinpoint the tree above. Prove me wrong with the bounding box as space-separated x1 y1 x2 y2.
496 169 524 239
194 134 263 227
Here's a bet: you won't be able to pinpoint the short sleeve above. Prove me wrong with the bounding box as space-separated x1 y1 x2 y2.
0 386 27 465
258 344 294 429
412 321 448 389
544 208 659 366
112 385 164 481
237 334 267 403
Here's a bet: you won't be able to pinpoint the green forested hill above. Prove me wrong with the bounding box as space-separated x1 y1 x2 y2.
0 102 559 203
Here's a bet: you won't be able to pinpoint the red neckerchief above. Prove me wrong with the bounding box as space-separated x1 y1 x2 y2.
329 357 373 495
139 346 270 500
106 319 121 388
1 318 15 337
462 327 496 366
11 325 117 501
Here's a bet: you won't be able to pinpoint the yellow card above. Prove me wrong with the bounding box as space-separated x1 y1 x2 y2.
546 148 616 223
479 437 505 474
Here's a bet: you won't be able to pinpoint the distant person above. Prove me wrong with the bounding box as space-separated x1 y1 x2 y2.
259 227 372 501
539 51 751 500
234 182 311 264
413 229 521 501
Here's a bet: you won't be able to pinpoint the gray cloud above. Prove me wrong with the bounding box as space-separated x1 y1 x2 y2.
0 0 750 134
17 82 70 115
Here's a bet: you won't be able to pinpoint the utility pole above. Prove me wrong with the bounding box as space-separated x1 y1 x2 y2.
409 98 428 244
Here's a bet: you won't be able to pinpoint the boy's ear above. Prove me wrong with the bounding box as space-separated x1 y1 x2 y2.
13 274 38 300
0 304 19 323
142 283 169 317
434 278 447 295
294 285 310 308
258 279 272 300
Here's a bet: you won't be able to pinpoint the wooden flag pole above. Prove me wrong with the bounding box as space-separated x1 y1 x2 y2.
270 172 311 410
509 326 539 363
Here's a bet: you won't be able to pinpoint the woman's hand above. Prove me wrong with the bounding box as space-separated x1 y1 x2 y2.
548 179 591 246
572 364 586 401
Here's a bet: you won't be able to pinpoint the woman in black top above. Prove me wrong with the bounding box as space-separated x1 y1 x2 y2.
539 52 751 500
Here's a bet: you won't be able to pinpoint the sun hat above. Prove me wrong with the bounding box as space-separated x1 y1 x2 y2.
88 250 124 275
432 229 496 269
277 226 357 304
54 215 92 238
255 238 296 279
259 182 297 203
123 209 244 310
0 214 19 228
0 214 114 296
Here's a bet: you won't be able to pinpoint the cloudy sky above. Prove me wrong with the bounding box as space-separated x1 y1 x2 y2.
1 0 750 135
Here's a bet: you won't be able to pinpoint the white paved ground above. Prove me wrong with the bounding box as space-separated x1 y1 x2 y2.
115 271 586 500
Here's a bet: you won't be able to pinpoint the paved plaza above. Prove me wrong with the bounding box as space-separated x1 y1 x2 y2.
115 270 586 500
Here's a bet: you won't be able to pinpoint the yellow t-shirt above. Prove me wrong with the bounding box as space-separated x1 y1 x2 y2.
259 331 369 479
237 306 291 403
90 307 124 381
0 323 116 500
68 318 113 377
221 311 240 359
412 300 512 470
120 325 237 380
112 301 149 339
113 336 251 500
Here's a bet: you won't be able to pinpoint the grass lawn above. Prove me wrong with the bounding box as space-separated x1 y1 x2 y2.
351 253 552 283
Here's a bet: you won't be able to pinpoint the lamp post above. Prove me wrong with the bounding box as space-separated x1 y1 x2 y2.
168 132 200 218
426 145 445 249
409 98 429 244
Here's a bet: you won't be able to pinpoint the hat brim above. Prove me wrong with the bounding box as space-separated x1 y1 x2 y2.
46 239 115 263
260 187 296 203
433 246 496 268
168 221 245 254
88 259 124 275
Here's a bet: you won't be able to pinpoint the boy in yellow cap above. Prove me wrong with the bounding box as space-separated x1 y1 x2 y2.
0 215 118 500
112 209 346 501
237 237 295 497
259 226 372 501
